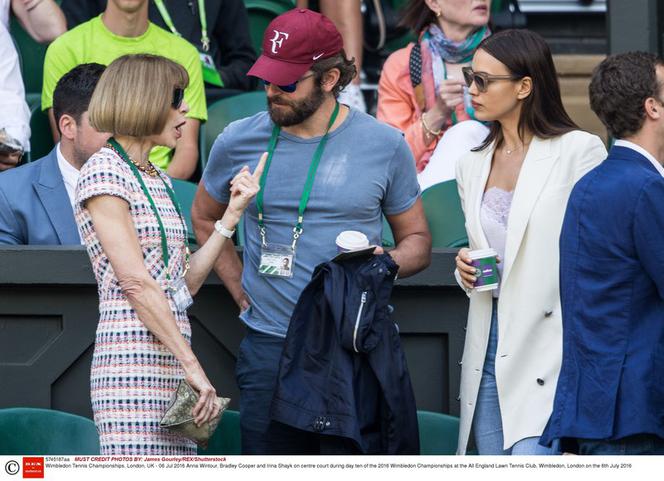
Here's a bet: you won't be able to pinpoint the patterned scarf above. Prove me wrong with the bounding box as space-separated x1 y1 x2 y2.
425 24 490 64
410 24 490 112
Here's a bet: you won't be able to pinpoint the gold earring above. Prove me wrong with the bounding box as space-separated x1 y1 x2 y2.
436 10 442 17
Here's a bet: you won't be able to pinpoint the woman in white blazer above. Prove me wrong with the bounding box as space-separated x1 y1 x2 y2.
454 29 606 455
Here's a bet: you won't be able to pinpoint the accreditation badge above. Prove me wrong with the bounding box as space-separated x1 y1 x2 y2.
199 52 224 87
171 276 194 312
259 243 295 278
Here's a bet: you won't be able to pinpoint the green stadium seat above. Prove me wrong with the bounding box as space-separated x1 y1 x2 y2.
0 407 99 455
170 178 199 246
244 1 294 56
417 410 460 455
197 409 241 455
200 90 267 168
421 180 468 248
9 17 48 100
28 103 55 163
382 214 395 247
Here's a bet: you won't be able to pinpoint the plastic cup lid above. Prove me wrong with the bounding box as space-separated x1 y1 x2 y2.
468 248 498 259
336 230 370 250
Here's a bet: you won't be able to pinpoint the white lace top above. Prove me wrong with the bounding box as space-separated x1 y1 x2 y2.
480 187 513 298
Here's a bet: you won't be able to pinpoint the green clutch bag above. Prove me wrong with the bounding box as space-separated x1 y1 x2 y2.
160 379 231 448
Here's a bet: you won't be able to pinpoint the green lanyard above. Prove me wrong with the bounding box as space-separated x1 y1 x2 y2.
256 102 340 249
154 0 210 51
107 138 191 285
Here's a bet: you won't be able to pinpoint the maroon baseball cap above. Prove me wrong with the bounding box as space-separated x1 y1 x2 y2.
247 8 344 86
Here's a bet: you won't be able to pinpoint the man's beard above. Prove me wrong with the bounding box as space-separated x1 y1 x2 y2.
267 83 326 127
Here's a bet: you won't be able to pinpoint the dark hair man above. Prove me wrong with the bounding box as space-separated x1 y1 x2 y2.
541 51 664 455
192 9 431 454
0 63 108 244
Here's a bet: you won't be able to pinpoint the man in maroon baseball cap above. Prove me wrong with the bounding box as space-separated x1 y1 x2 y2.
247 8 343 87
193 8 432 456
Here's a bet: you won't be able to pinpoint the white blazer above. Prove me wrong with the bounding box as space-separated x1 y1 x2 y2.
455 130 606 454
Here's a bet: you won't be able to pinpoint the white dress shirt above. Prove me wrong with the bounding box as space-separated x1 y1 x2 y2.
614 139 664 178
56 143 83 243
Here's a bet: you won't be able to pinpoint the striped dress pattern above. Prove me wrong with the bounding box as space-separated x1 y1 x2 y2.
75 147 195 455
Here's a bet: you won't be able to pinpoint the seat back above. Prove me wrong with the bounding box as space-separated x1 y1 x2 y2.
421 180 468 248
170 179 199 246
28 103 55 162
199 91 267 168
244 1 294 55
417 410 460 455
9 17 48 99
0 407 99 455
197 409 241 455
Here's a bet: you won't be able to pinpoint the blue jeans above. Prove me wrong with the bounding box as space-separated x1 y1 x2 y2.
577 434 664 455
235 328 284 455
472 301 556 455
235 328 358 454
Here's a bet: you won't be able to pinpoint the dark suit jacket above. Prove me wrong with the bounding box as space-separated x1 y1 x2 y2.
0 148 80 245
542 146 664 447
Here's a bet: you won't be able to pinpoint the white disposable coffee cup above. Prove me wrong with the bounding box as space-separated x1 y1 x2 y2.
336 230 370 253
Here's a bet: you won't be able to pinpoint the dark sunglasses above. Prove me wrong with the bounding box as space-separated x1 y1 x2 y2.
262 73 315 93
462 67 522 93
172 88 185 109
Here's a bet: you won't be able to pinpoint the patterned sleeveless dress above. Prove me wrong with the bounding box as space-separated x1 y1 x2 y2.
75 146 195 455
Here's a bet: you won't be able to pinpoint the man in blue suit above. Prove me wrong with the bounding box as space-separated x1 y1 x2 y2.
0 63 108 244
542 52 664 455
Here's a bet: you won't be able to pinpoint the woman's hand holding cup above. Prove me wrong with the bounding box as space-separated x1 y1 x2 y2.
456 247 477 290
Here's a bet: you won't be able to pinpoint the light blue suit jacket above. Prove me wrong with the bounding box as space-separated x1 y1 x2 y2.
0 148 80 245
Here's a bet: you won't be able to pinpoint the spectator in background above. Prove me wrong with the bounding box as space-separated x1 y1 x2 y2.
42 0 206 180
541 52 664 455
453 30 606 455
60 0 257 102
2 0 66 42
377 0 491 177
76 54 262 454
0 0 66 168
296 0 366 112
0 23 30 170
0 63 107 244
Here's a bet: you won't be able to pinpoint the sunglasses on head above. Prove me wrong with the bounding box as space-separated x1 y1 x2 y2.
172 87 185 109
462 67 522 93
262 73 315 93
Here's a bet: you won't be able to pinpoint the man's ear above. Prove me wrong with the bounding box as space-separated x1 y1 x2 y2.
320 68 341 94
58 114 77 141
645 97 663 120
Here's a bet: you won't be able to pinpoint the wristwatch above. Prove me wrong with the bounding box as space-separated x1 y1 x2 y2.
214 220 235 239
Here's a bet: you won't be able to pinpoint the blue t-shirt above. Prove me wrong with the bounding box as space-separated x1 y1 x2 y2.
202 108 420 338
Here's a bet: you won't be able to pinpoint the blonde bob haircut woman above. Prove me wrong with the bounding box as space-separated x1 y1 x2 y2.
89 54 188 137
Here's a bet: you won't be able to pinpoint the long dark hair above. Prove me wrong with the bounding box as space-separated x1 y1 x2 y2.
474 29 578 152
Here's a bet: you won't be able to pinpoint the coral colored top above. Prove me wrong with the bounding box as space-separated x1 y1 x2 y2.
377 43 471 173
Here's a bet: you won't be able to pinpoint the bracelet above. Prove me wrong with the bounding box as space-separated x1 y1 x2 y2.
214 220 235 239
26 0 45 12
421 112 443 138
